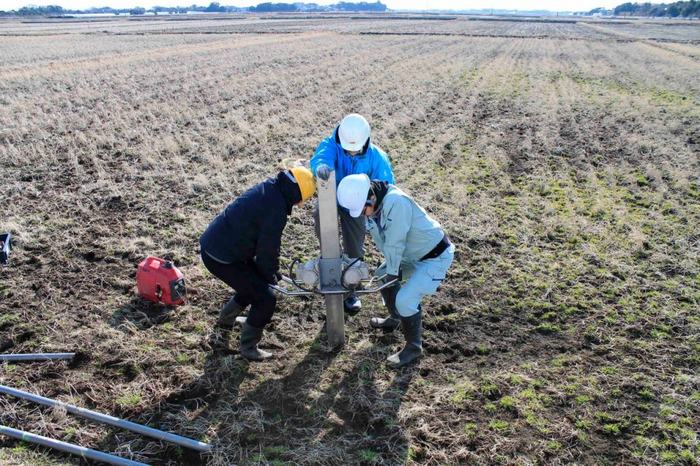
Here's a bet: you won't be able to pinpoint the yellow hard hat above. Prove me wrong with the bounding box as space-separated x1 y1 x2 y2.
290 166 316 204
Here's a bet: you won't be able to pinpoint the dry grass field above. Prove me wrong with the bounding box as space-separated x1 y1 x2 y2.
0 13 699 466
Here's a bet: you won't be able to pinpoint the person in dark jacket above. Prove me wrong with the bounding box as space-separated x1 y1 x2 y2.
200 165 316 360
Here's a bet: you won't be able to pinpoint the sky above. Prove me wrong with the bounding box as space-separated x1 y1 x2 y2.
2 0 620 11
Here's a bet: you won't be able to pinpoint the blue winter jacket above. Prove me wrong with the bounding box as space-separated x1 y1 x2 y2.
199 172 301 284
310 126 394 187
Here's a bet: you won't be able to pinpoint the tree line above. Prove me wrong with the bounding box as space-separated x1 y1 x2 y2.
612 1 700 17
2 0 697 17
0 1 386 16
249 1 385 12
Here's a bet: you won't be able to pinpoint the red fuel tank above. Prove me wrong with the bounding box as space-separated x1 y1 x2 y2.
137 257 186 305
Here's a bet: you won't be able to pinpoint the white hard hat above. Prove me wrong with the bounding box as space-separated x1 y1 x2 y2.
337 174 371 218
338 114 370 152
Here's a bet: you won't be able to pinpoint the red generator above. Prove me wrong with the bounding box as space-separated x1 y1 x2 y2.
137 257 187 305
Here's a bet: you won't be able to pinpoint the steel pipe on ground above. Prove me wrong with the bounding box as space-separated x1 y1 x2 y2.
0 353 75 361
0 384 212 452
0 425 147 466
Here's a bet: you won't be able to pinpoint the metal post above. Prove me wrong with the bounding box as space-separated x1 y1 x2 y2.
0 353 75 362
0 425 147 466
0 384 212 452
317 171 345 348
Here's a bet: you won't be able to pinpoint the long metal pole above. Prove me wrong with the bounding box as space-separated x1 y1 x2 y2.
317 171 345 347
0 353 75 361
0 425 147 466
0 384 212 452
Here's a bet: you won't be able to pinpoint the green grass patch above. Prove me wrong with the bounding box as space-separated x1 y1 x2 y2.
359 450 379 462
489 420 510 433
116 394 142 408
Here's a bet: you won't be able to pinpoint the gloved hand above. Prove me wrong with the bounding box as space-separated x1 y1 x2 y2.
270 271 283 285
316 164 332 181
385 274 400 285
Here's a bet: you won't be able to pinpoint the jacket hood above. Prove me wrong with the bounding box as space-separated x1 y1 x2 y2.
276 171 302 214
369 180 391 213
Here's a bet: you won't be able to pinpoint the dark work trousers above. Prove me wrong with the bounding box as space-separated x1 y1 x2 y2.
313 201 367 259
200 250 276 329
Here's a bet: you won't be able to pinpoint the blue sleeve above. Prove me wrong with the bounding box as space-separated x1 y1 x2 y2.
310 136 338 178
370 147 395 184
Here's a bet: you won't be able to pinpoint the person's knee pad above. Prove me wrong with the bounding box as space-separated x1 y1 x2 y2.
395 289 419 318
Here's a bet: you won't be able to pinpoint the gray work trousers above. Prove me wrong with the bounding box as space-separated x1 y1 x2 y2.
313 202 367 259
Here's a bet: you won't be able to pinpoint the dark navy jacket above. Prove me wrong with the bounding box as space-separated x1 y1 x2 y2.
200 172 301 284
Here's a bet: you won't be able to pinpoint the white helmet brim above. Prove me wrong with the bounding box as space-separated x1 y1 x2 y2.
337 174 371 218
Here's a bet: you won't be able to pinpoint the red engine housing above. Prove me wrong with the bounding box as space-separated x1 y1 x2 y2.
137 256 186 305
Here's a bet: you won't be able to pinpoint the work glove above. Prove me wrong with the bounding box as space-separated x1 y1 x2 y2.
270 271 283 286
316 164 332 181
385 274 400 285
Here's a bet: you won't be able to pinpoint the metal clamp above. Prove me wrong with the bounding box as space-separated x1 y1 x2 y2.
270 275 399 296
354 277 399 294
269 283 315 296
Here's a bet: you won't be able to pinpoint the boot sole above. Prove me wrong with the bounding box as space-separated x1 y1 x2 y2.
241 351 272 361
387 355 421 369
218 312 243 326
370 319 400 333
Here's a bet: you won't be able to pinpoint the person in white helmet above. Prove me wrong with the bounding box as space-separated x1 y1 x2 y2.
310 114 395 314
337 174 454 368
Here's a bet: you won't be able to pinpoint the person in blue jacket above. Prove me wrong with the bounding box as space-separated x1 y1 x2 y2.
337 174 454 368
200 165 316 360
310 114 395 313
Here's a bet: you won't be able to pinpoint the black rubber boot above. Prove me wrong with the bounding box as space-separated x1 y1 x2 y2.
218 296 246 326
239 322 272 361
370 284 401 333
386 311 422 368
